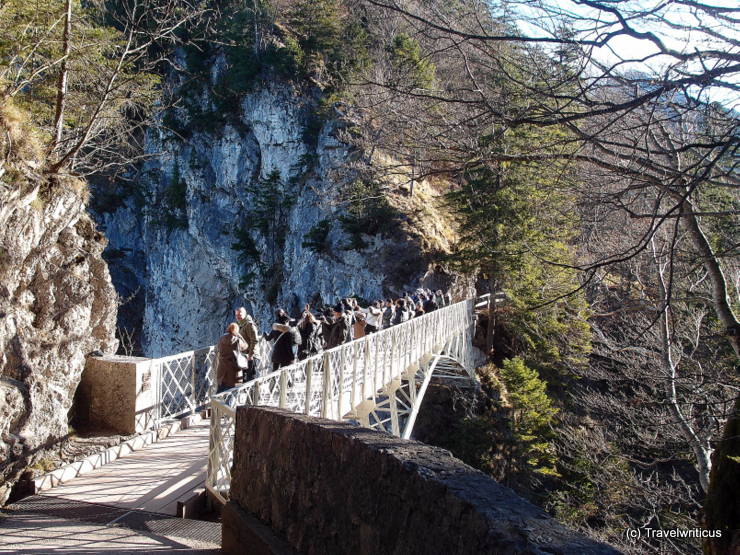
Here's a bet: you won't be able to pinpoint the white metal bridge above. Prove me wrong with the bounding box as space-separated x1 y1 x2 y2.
139 295 491 505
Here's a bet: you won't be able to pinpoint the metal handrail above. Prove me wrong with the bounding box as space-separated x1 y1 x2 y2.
205 296 485 504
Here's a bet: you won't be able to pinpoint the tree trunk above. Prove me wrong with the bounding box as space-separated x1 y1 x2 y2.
653 237 712 491
675 200 740 553
704 397 740 555
680 198 740 359
252 0 261 57
52 0 72 151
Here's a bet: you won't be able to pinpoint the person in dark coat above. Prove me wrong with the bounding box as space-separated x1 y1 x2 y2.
382 299 395 328
216 322 249 393
320 307 334 341
326 304 352 349
298 308 323 359
392 298 408 326
265 310 302 370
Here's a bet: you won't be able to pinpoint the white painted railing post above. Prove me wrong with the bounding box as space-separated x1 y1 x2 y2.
321 352 331 418
190 355 197 412
389 331 396 385
373 333 379 398
337 348 345 418
363 339 370 400
351 342 358 408
305 359 313 415
279 369 288 408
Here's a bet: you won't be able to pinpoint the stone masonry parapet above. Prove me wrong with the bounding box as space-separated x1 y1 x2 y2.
224 406 620 555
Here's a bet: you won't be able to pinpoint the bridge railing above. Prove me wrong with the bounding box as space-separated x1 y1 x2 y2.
148 345 216 422
142 322 279 423
206 296 485 504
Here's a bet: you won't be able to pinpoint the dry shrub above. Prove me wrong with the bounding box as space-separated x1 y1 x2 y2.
0 97 44 167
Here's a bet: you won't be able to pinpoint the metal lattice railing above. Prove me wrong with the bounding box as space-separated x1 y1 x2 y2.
143 332 275 423
149 346 216 421
205 296 488 504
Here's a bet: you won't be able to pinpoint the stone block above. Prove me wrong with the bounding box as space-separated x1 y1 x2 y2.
222 500 295 555
79 355 158 435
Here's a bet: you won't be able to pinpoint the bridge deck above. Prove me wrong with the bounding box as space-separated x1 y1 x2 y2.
0 497 220 554
38 421 210 516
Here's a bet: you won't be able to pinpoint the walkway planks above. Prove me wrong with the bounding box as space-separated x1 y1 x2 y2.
38 421 210 516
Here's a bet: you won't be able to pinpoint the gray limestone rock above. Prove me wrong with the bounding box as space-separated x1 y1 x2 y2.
0 177 118 502
98 79 465 357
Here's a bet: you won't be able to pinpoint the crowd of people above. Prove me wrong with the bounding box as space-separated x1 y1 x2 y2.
215 288 452 393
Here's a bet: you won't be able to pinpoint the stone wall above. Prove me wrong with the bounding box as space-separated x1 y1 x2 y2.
223 407 620 555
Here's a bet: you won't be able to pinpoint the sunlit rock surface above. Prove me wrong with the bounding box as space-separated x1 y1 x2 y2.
0 176 118 502
98 78 463 357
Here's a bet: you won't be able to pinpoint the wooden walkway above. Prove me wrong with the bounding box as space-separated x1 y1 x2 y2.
38 421 210 516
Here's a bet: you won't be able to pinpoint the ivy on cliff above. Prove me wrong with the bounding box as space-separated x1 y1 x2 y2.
338 179 400 251
164 0 371 141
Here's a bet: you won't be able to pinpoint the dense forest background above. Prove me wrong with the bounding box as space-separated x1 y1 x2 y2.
1 0 737 553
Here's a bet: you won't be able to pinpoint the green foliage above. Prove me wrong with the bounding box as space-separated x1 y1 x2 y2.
231 227 261 288
698 178 739 264
446 127 591 375
418 365 510 480
338 180 400 250
0 0 160 163
287 0 370 85
231 227 260 263
547 444 633 530
155 160 188 231
302 219 332 253
160 0 372 142
245 169 294 253
165 161 187 210
389 33 435 88
499 357 558 474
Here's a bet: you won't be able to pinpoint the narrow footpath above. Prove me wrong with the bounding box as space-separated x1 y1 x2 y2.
0 421 217 553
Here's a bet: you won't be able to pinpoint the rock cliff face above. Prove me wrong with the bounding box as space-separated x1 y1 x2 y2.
0 106 118 501
97 77 461 357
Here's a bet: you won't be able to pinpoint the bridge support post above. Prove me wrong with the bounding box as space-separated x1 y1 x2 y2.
401 355 438 439
387 379 401 436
